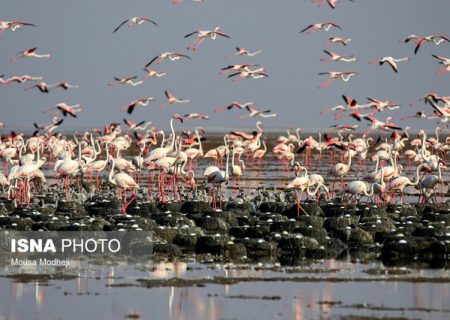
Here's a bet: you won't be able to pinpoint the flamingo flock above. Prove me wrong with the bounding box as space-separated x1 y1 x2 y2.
0 0 449 218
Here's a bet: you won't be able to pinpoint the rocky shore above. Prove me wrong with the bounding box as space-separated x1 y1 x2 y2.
1 195 449 267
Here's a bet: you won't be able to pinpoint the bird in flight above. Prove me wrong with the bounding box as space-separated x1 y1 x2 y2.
107 76 144 87
214 101 254 112
0 20 36 32
160 91 190 110
24 82 51 93
50 82 80 90
401 34 450 54
120 97 155 114
143 68 167 79
228 67 268 81
311 0 355 9
318 71 357 89
113 17 158 33
123 119 153 131
369 56 409 73
183 113 209 120
226 47 262 58
10 47 51 62
145 52 191 67
34 117 64 135
432 54 450 75
326 37 352 47
239 106 277 119
300 22 342 34
184 27 231 51
45 103 82 118
320 50 357 62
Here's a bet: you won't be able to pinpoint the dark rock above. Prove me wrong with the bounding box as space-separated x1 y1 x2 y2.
194 216 230 233
152 243 182 257
180 201 212 214
224 243 247 260
195 235 229 255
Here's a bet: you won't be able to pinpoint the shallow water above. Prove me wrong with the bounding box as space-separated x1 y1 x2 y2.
1 258 449 320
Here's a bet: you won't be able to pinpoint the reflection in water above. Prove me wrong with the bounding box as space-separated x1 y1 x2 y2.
1 260 449 320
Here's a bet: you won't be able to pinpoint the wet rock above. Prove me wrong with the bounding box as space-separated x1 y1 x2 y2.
321 204 348 217
85 197 122 216
296 216 324 228
270 220 300 233
294 226 328 244
223 242 247 260
235 238 277 259
55 200 87 218
228 226 247 238
244 225 271 238
195 235 229 255
152 243 182 257
180 201 212 214
324 216 357 234
155 227 179 243
412 225 441 237
224 202 254 215
212 211 239 227
387 204 419 220
173 233 197 252
258 202 285 214
194 216 230 233
158 202 183 213
283 203 324 218
127 201 159 217
348 228 373 248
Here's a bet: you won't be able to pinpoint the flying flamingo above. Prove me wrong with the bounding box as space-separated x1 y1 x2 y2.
239 105 277 119
50 82 80 90
184 27 230 51
108 76 144 87
7 75 43 83
160 91 190 110
220 64 259 75
143 68 167 79
369 56 409 73
413 35 450 54
300 22 342 34
320 50 357 62
145 52 191 67
326 37 352 47
113 17 158 33
24 82 51 93
318 71 357 89
226 47 262 58
214 101 254 112
311 0 355 9
0 20 37 32
123 119 153 131
45 103 82 118
108 157 140 215
10 47 51 62
432 54 450 75
120 97 155 114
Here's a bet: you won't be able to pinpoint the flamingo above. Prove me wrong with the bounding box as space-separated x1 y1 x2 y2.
24 82 51 93
413 35 450 54
47 103 82 118
231 147 245 191
50 82 80 90
123 119 152 131
108 157 140 215
214 101 254 112
143 68 167 79
287 163 311 216
107 76 143 87
300 22 342 34
10 47 51 62
120 97 155 114
113 17 158 33
239 105 277 119
369 56 409 73
388 163 425 204
145 52 191 67
327 37 352 46
318 71 357 89
226 47 262 58
184 27 230 51
320 50 357 62
203 146 230 211
160 91 190 110
432 54 450 75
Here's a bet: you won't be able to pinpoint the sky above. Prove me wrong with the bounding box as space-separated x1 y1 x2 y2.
1 0 450 132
